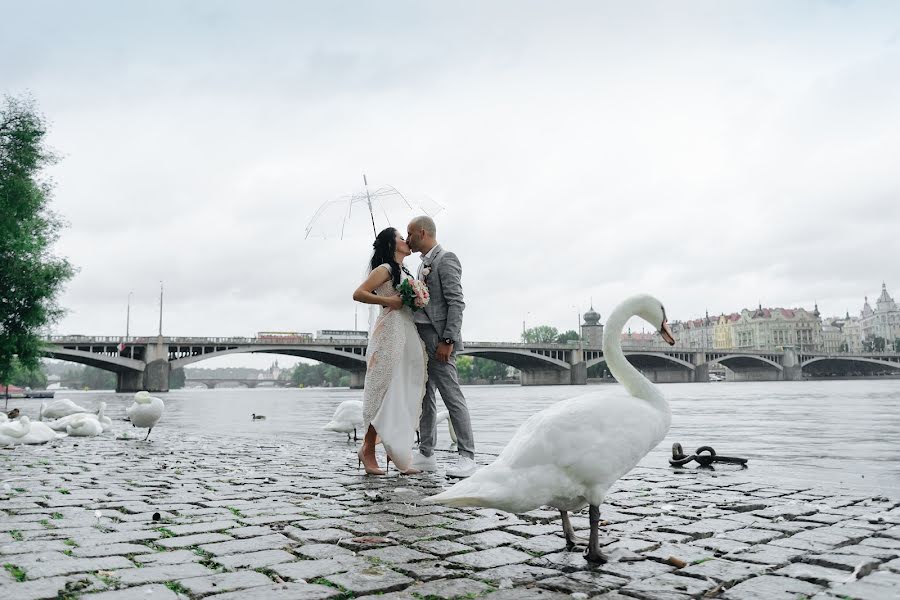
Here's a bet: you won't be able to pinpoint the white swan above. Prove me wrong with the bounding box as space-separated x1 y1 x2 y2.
323 400 364 441
46 402 112 433
126 391 165 440
436 410 458 446
39 398 90 420
66 414 104 437
424 294 676 563
2 417 66 445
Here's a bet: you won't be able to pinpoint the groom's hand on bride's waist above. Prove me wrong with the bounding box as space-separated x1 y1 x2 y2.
436 341 454 362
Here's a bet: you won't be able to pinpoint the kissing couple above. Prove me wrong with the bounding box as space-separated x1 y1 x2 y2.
352 215 476 478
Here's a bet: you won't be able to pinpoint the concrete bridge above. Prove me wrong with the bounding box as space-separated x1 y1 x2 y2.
184 378 292 389
40 335 900 392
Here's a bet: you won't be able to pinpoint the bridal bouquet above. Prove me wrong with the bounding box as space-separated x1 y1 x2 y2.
397 278 429 312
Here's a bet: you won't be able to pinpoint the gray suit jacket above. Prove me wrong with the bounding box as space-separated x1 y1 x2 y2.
419 244 465 350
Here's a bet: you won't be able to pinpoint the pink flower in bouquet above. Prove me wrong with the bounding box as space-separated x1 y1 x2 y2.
410 279 430 309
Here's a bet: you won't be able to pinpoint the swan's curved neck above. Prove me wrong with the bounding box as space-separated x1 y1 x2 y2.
603 302 662 402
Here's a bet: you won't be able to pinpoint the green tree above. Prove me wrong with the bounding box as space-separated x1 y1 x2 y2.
894 338 900 353
556 329 581 343
8 357 47 388
0 95 75 403
522 325 559 343
472 357 508 382
456 355 474 382
81 366 115 390
290 362 350 387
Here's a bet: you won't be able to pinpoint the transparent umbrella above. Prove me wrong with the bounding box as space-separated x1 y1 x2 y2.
305 175 444 240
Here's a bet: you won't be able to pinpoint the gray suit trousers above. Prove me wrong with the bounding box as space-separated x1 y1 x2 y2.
416 323 475 459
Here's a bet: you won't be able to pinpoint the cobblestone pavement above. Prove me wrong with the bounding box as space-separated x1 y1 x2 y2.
2 430 899 600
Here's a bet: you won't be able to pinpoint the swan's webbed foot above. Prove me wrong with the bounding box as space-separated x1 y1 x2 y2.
583 546 608 563
353 428 358 442
144 428 152 441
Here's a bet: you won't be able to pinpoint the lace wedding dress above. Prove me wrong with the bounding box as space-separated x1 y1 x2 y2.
363 263 428 472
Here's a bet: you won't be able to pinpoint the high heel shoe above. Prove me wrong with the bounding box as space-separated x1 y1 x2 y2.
357 448 384 476
386 454 421 476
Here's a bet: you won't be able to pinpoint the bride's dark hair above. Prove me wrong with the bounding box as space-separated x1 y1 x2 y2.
370 227 408 288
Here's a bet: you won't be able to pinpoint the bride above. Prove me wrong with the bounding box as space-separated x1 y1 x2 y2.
352 227 428 475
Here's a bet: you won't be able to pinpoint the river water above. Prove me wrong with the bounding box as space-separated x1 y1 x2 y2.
10 380 900 496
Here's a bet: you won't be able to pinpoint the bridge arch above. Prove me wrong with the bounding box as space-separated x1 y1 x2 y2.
457 348 570 371
41 347 145 374
585 352 695 372
169 346 367 371
801 356 900 372
707 354 783 371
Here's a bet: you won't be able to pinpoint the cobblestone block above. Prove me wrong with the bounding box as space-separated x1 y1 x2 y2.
72 543 155 558
802 552 881 573
296 543 356 560
455 530 525 550
157 532 232 549
512 533 568 555
226 525 276 538
446 517 523 534
215 549 297 570
179 570 273 596
721 575 824 600
620 572 718 600
109 562 214 585
447 546 531 569
406 577 491 599
284 527 352 544
473 562 560 584
324 566 414 594
678 558 770 584
132 549 200 566
272 556 368 581
538 571 628 595
827 570 900 600
199 533 293 556
645 542 714 564
360 545 434 564
21 555 134 579
776 561 855 585
480 589 574 600
0 541 69 555
204 582 343 599
412 540 473 557
0 574 101 600
387 526 455 543
391 560 473 581
166 520 240 536
81 583 179 599
691 537 751 555
599 559 675 580
718 527 784 544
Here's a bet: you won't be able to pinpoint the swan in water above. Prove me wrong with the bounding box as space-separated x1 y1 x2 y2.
39 398 90 420
424 294 676 563
46 402 112 433
66 414 104 437
436 410 458 447
323 400 363 441
126 391 165 440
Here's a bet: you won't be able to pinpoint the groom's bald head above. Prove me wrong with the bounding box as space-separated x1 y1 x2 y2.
407 216 437 253
409 215 436 237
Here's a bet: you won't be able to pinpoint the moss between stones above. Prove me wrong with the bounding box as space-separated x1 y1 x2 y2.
3 563 26 582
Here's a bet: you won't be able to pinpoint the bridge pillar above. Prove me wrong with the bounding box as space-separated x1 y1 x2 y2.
570 362 587 385
782 348 802 381
692 352 709 383
349 370 366 389
143 341 170 392
116 370 144 393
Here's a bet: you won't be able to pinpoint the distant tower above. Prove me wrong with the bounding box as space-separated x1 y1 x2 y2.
582 305 603 347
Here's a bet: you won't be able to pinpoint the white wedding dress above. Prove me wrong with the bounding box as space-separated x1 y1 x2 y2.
363 263 428 472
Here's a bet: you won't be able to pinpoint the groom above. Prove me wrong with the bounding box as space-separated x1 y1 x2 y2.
406 216 477 478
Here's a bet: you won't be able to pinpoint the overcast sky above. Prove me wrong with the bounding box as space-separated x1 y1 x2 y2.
4 1 898 368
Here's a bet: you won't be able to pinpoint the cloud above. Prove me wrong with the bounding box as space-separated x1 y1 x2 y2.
4 1 899 366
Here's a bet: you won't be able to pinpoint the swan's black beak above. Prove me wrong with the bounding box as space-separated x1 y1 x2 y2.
660 320 676 346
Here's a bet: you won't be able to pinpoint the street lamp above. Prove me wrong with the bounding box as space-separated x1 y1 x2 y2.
125 291 133 341
522 311 532 341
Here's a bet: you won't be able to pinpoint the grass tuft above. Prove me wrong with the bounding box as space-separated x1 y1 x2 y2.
3 563 26 582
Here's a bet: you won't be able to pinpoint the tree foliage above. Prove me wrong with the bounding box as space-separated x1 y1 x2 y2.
7 357 47 388
455 356 513 383
0 95 75 387
521 325 559 343
556 329 581 343
291 362 350 387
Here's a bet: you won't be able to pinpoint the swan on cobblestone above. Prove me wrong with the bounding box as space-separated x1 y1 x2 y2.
66 413 105 437
46 402 112 433
127 391 165 440
424 294 676 564
323 399 364 441
39 398 91 420
0 416 66 445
